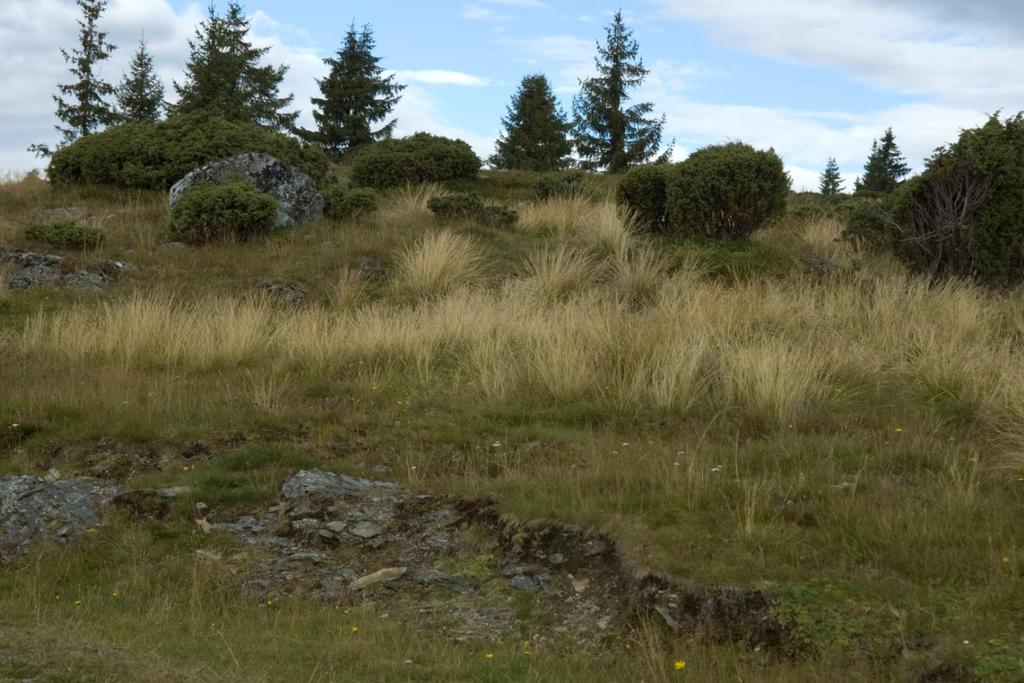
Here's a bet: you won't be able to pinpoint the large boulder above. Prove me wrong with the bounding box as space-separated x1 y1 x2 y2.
169 153 325 230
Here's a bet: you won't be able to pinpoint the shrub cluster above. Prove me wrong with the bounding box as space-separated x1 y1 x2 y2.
887 114 1024 284
532 170 593 200
323 186 379 221
666 143 790 240
616 144 789 239
350 133 481 189
616 164 670 230
427 192 519 228
48 114 329 190
24 220 104 250
169 181 278 244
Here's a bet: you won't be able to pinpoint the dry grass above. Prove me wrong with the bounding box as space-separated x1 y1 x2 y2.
395 230 486 298
14 238 1024 435
0 263 13 304
379 182 448 227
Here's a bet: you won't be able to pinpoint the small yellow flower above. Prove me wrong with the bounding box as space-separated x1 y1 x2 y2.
73 600 81 606
484 653 494 660
112 592 119 598
351 626 359 634
266 599 274 607
86 528 96 535
523 651 533 656
674 660 687 671
1003 557 1011 564
894 427 904 433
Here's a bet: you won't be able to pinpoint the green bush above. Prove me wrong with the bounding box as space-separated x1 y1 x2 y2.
617 164 670 230
48 113 329 190
169 181 278 244
323 187 378 221
481 205 519 228
666 143 790 240
427 192 518 228
350 133 481 189
24 220 104 250
841 199 894 250
427 193 485 220
532 170 593 200
889 114 1024 284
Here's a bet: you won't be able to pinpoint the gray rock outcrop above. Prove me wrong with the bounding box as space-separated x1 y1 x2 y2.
169 153 324 230
0 475 122 563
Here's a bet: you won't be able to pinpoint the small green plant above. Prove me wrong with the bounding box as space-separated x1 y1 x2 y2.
323 187 378 221
427 193 518 228
24 220 104 249
169 181 278 244
427 193 485 221
481 205 518 228
617 164 670 231
532 170 593 201
842 199 894 250
350 133 481 189
666 142 790 240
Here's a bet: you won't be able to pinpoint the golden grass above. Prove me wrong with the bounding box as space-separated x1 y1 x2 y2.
395 230 486 298
379 182 448 227
14 231 1024 434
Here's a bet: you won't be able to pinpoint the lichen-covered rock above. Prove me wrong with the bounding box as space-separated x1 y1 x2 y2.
0 475 122 563
280 469 400 500
169 153 324 230
1 249 136 292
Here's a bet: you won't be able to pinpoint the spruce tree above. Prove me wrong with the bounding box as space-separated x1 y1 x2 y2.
172 2 298 131
30 0 117 157
116 37 165 123
308 24 405 158
491 74 572 171
572 11 665 173
819 157 844 196
855 128 911 194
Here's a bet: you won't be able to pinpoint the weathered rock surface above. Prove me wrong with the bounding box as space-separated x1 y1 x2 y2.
214 469 790 649
169 153 324 230
1 249 136 292
0 475 122 563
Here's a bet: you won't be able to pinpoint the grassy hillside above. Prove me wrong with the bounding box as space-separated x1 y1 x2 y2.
0 171 1022 681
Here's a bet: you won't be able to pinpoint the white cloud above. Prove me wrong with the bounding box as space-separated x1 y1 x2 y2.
650 0 1024 108
395 70 491 87
460 6 511 22
481 0 548 7
393 86 497 161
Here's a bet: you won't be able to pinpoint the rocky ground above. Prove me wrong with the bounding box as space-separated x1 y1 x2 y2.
1 248 136 292
0 465 787 654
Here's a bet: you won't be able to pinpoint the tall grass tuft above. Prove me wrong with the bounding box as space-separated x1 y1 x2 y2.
520 242 603 303
395 230 485 299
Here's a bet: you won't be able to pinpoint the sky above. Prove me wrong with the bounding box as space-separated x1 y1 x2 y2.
2 0 1024 190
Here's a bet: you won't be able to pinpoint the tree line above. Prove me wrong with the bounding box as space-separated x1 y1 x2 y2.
36 0 910 190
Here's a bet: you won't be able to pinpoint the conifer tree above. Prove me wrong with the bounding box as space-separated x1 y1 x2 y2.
116 37 165 123
308 24 405 158
819 157 844 196
572 11 665 173
491 74 572 171
172 2 298 131
30 0 116 156
855 128 911 194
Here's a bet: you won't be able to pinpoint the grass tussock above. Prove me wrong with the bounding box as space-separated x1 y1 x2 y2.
395 230 486 298
15 247 1024 435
